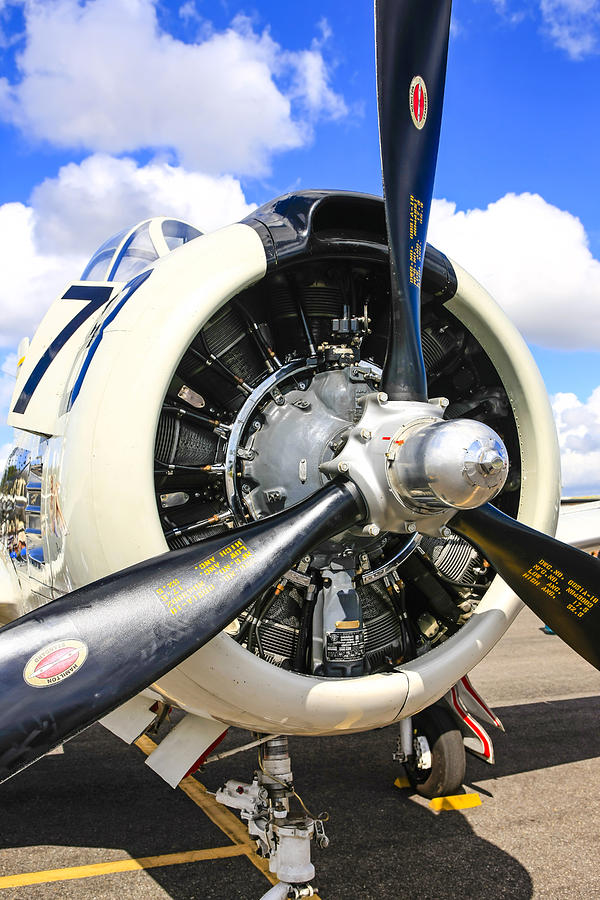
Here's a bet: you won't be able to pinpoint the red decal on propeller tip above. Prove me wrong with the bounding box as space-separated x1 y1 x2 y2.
23 640 88 688
409 76 428 130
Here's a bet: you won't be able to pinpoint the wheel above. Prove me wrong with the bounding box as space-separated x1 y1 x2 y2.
404 704 466 799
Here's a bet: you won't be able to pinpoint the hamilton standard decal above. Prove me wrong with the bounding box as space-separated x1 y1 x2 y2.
23 640 88 688
409 75 428 129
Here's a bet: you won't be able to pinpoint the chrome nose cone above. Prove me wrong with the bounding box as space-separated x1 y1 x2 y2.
388 418 509 512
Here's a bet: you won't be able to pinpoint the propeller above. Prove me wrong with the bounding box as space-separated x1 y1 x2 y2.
376 0 452 401
0 482 364 783
1 0 599 793
374 0 600 671
451 504 600 671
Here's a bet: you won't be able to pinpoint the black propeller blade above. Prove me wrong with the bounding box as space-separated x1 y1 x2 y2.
374 0 600 670
376 0 453 401
452 503 600 671
0 481 364 783
3 0 597 801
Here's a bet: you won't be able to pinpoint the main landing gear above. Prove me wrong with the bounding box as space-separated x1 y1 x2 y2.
214 686 500 896
397 705 466 799
394 678 503 799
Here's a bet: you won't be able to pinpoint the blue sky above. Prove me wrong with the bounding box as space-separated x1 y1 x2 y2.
0 0 599 492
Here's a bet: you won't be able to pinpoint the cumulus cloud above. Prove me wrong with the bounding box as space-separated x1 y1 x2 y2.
0 352 18 408
428 192 600 349
0 354 20 467
539 0 600 58
489 0 527 25
489 0 600 58
0 154 255 347
0 438 15 476
178 1 201 26
553 388 600 493
31 153 255 256
0 201 84 348
0 0 347 175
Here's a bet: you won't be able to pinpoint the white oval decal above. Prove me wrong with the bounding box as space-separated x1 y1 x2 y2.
23 640 88 688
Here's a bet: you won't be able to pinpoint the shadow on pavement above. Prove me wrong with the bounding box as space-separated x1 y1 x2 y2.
0 720 537 899
467 695 600 784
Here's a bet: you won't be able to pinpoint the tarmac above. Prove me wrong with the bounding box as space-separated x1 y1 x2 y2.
1 605 600 900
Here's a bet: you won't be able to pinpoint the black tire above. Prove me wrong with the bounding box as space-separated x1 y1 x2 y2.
404 704 466 799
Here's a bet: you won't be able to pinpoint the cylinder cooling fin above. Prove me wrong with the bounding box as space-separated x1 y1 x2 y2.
153 198 523 684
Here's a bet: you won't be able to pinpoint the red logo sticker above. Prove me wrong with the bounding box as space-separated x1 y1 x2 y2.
23 640 88 688
409 76 428 130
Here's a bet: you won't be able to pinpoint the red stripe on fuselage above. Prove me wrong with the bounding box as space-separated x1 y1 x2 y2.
450 686 492 760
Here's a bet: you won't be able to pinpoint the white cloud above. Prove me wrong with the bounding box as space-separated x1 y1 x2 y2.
0 0 347 176
540 0 600 58
489 0 527 25
0 154 255 348
489 0 600 58
283 18 347 121
428 192 600 349
0 353 19 462
178 1 200 25
553 388 600 493
0 439 15 475
31 153 255 256
0 201 84 349
0 352 18 405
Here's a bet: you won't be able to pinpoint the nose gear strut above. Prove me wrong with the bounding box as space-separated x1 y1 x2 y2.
216 737 324 898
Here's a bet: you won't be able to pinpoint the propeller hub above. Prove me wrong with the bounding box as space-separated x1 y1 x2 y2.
387 417 509 513
320 394 509 536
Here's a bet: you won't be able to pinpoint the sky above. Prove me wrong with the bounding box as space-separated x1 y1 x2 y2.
0 0 599 495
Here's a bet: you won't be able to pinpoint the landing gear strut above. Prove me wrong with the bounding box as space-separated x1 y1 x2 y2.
215 737 324 899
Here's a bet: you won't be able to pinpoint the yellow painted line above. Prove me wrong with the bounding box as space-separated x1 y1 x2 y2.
17 355 25 368
429 793 482 811
394 775 411 790
0 845 251 890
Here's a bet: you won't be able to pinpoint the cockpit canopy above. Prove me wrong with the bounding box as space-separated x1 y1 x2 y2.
81 217 202 283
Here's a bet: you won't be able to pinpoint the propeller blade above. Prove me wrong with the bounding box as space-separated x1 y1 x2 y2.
452 503 600 670
0 481 364 783
376 0 452 400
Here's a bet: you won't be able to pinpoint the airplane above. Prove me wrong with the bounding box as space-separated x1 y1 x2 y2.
1 1 600 896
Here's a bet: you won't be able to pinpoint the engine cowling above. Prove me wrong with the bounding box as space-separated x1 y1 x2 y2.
9 193 560 734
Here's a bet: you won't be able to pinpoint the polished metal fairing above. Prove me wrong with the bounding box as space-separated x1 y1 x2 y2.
320 393 509 537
